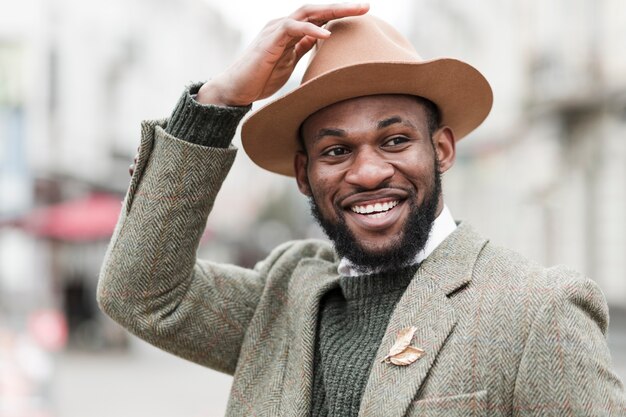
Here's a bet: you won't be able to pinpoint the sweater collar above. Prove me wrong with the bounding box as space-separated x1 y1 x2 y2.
339 263 421 300
337 204 457 277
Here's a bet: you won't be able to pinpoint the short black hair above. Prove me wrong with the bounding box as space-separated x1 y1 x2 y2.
413 96 441 136
297 95 441 153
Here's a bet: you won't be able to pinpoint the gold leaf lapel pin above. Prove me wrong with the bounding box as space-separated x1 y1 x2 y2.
382 326 425 366
388 346 426 366
383 326 416 359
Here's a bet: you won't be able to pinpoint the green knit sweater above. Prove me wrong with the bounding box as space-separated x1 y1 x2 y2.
310 265 420 417
165 84 420 416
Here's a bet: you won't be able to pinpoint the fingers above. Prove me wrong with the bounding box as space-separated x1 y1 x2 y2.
290 3 370 24
265 2 370 49
281 19 331 42
256 19 330 63
205 4 369 107
267 3 369 52
294 35 318 61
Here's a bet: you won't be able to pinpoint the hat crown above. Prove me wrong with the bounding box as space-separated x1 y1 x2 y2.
302 15 423 84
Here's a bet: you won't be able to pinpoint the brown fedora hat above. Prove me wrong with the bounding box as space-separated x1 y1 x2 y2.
241 14 493 176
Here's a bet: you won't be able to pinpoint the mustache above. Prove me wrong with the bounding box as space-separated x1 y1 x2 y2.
335 184 417 208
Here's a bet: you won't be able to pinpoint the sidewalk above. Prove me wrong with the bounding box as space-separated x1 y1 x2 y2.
51 339 232 417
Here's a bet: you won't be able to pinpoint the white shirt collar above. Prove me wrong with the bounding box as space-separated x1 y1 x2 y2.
337 204 457 277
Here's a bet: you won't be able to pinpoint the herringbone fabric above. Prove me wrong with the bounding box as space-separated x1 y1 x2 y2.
98 121 626 416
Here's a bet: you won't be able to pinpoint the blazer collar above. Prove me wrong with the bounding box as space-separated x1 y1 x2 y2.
420 222 488 295
359 222 488 417
278 223 487 417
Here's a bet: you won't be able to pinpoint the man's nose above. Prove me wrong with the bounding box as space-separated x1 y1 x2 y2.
344 148 394 189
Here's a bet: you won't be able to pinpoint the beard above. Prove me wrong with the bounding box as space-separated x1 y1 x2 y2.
308 157 442 274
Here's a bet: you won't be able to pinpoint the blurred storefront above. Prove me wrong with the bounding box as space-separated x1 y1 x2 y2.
0 0 244 415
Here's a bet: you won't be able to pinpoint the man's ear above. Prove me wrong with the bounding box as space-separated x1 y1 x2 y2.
433 126 456 173
294 151 312 196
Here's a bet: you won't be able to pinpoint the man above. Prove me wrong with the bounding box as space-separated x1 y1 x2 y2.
98 3 626 416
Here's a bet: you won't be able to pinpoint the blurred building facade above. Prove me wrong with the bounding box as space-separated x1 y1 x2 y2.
405 0 626 307
0 0 242 412
0 0 241 314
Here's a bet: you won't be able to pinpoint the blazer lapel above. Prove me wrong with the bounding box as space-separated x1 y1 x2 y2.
359 223 488 417
280 258 340 417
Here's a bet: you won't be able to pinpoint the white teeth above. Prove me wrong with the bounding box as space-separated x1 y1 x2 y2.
351 200 399 215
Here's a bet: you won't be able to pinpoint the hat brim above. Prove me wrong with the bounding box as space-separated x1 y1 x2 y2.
241 58 493 177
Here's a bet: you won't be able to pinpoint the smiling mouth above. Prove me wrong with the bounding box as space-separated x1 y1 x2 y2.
350 200 400 218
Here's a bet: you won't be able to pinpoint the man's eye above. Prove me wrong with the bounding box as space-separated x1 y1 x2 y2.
323 147 350 157
384 136 410 146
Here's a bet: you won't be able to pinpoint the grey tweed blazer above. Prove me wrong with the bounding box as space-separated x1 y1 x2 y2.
97 121 626 416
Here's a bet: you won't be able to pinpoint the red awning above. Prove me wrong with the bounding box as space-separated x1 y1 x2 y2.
13 193 123 242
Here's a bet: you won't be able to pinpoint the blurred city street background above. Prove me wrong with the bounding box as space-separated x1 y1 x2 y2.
1 0 625 416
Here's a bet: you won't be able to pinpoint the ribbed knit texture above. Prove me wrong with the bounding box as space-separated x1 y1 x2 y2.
310 263 420 417
165 82 251 148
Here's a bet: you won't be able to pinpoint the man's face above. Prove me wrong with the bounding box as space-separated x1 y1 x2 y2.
295 95 456 271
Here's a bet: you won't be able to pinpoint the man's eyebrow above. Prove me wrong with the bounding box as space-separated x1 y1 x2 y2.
315 128 346 141
312 117 416 141
377 116 416 130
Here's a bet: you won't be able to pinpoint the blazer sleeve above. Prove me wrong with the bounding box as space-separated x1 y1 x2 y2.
97 120 263 375
512 266 626 416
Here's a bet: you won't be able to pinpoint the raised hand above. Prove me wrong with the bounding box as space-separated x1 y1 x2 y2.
196 3 369 107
